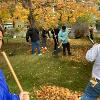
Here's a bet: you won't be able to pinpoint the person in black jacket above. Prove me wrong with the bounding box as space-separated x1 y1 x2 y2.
26 25 41 55
41 28 50 54
51 26 60 52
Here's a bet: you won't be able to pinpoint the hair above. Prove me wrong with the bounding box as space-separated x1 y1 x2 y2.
62 26 66 31
0 25 4 35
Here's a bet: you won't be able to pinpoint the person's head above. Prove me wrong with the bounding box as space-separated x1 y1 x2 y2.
62 26 66 32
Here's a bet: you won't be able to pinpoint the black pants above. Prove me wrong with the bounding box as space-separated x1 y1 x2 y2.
54 38 58 51
62 42 71 55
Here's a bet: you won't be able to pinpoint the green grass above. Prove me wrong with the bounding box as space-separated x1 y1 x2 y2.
0 37 93 99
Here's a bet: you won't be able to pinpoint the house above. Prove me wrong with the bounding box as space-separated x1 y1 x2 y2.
4 22 13 30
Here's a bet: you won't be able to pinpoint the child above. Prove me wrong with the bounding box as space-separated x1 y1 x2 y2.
58 25 71 56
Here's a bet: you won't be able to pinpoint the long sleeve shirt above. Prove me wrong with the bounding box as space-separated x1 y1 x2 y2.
58 28 69 44
86 44 100 80
26 27 39 42
0 69 20 100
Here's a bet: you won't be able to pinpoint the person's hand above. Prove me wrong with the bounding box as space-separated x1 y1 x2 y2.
47 37 50 40
20 91 30 100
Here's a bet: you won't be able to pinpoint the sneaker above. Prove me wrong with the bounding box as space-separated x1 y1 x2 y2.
38 53 42 56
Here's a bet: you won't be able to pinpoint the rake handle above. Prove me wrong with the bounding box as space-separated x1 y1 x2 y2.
58 42 62 48
1 51 23 92
88 36 95 44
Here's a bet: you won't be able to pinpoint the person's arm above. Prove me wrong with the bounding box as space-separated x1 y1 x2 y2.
0 70 20 100
0 87 29 100
0 70 29 100
86 44 98 62
66 28 69 33
58 31 63 42
9 92 20 100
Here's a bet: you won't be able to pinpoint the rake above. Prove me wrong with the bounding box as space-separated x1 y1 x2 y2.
1 51 23 92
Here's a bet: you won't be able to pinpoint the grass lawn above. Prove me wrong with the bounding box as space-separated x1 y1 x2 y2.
0 37 95 99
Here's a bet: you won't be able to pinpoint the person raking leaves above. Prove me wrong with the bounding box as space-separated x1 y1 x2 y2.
0 25 30 100
81 40 100 100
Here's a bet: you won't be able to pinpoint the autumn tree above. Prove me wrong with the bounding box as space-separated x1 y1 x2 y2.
0 0 99 29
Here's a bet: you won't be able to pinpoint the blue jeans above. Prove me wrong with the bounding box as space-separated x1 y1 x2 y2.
32 40 41 54
81 79 100 100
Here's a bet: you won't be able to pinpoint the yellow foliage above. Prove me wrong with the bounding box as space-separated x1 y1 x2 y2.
1 0 98 28
13 3 29 21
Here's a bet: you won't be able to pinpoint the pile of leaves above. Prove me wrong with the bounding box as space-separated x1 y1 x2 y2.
35 85 82 100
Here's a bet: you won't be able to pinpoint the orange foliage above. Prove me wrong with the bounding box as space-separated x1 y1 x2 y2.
1 0 98 28
36 85 82 100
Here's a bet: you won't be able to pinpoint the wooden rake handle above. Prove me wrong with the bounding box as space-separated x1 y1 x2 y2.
58 42 62 48
1 51 23 92
88 35 95 44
